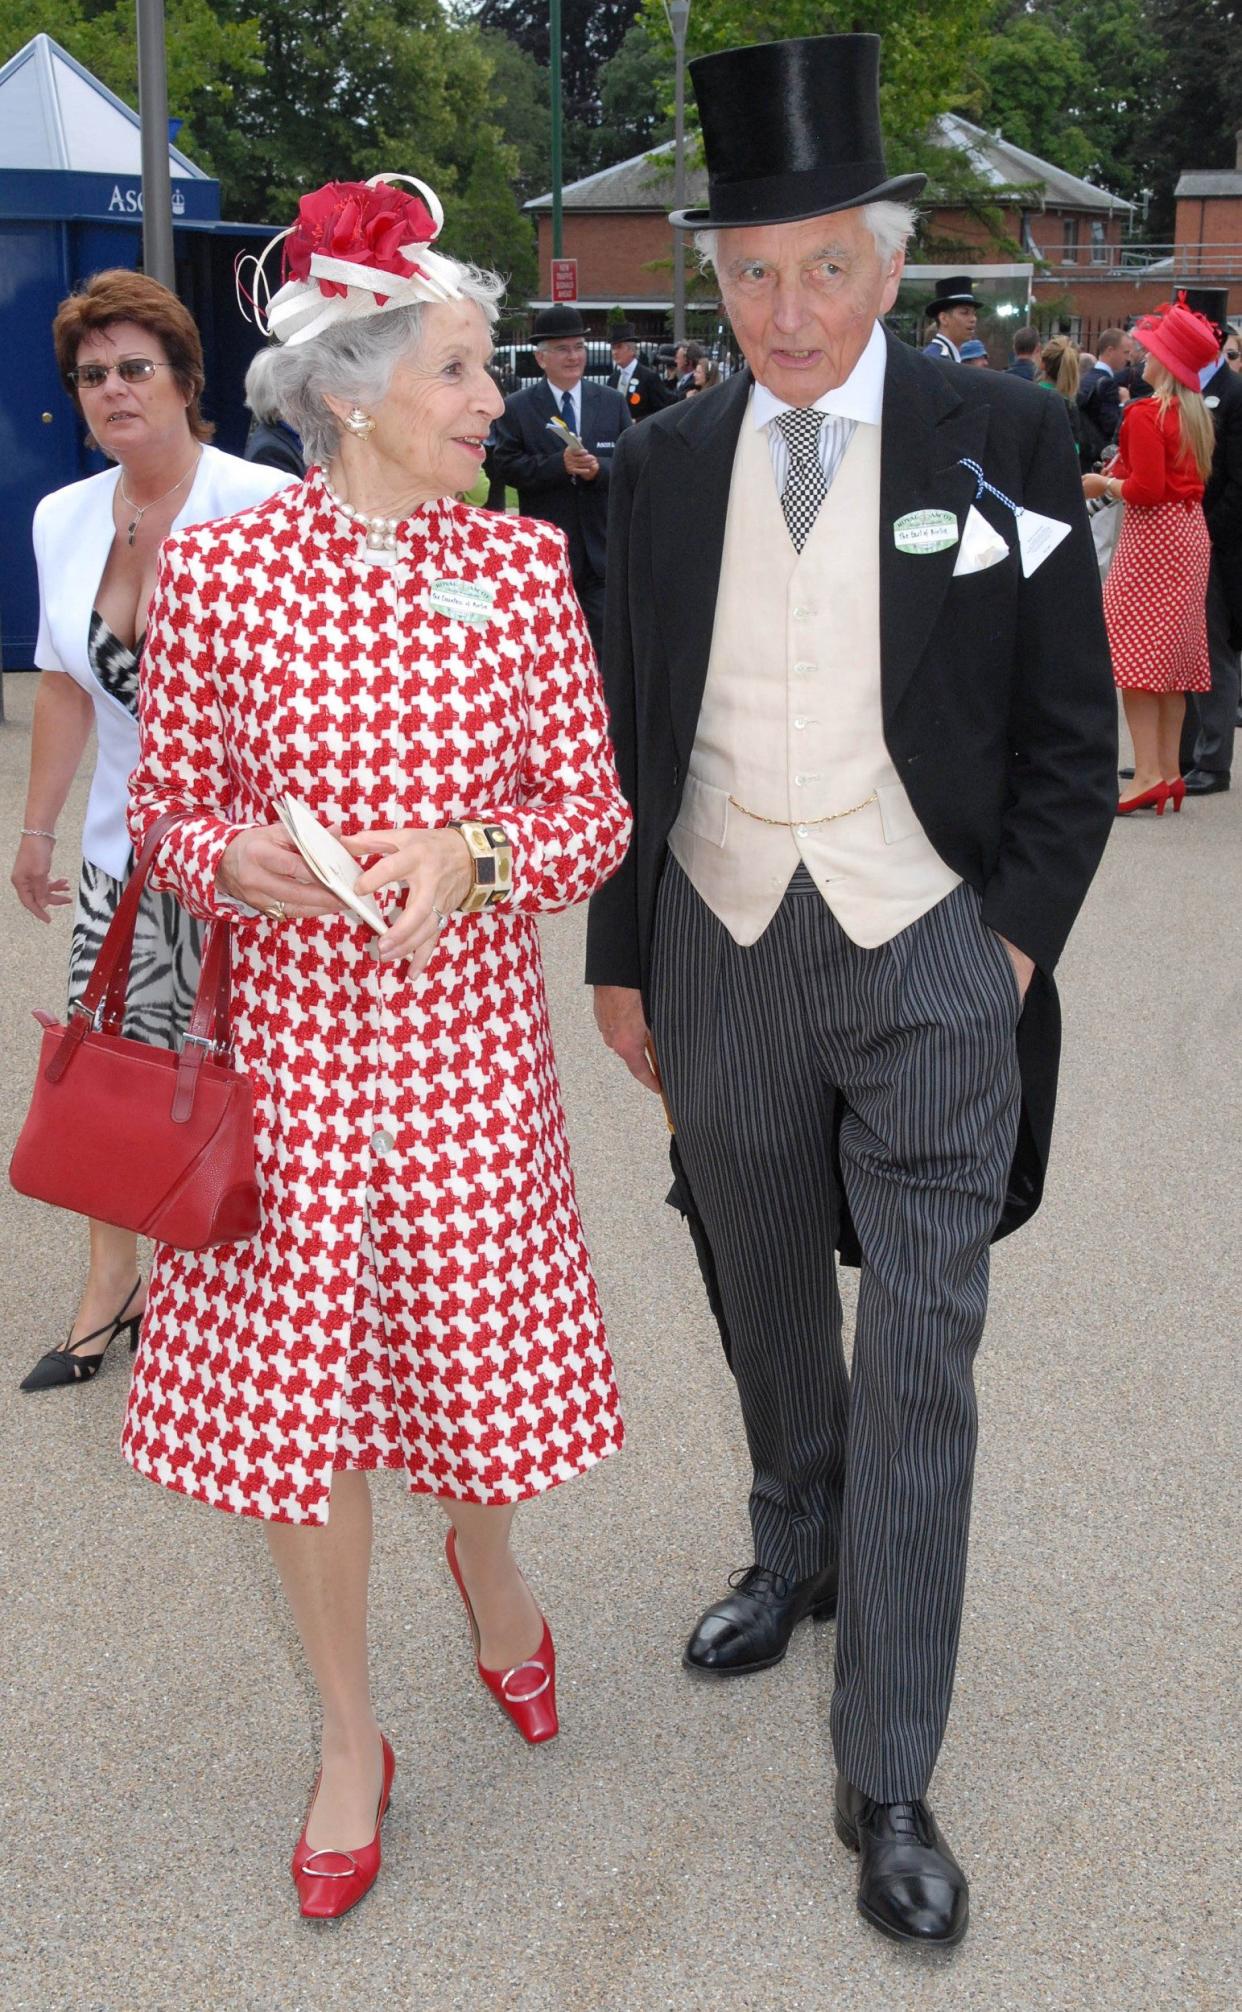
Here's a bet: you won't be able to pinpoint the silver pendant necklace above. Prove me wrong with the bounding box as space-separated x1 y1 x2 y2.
117 452 200 547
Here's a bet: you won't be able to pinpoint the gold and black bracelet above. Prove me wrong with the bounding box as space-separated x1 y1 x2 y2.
447 821 513 912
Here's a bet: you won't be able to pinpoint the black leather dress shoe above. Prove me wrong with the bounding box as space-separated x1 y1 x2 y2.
1181 767 1230 795
834 1778 968 1948
683 1563 837 1675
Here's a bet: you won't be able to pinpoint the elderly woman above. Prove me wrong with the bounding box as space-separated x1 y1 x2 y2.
123 175 630 1920
11 270 290 1393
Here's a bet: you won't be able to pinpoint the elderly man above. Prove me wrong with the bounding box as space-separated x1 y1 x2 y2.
922 276 980 361
587 34 1116 1948
608 321 674 420
487 304 630 652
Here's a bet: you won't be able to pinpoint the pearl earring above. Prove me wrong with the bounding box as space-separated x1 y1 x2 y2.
344 407 375 439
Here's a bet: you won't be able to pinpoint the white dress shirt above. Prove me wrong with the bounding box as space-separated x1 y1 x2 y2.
753 318 887 497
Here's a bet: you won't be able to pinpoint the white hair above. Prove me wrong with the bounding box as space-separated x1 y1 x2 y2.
244 260 504 465
694 200 917 273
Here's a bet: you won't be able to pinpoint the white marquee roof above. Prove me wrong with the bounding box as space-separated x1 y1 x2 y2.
0 32 209 178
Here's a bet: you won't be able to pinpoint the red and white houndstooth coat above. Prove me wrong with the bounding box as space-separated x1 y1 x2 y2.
123 470 631 1524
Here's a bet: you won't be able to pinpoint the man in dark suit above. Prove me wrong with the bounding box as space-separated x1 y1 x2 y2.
1005 324 1039 379
608 321 674 421
922 276 979 361
1077 327 1129 461
486 304 630 652
1177 288 1242 794
587 34 1116 1950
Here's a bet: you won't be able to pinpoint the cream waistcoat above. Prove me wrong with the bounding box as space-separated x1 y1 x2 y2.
669 406 960 947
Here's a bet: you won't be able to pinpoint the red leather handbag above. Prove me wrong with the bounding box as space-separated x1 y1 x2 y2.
9 810 260 1250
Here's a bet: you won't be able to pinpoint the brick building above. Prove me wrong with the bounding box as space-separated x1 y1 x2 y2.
525 116 1240 355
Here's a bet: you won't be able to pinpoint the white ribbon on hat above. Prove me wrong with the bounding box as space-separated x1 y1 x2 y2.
236 173 463 348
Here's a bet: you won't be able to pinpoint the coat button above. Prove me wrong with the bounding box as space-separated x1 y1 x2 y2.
371 1128 395 1156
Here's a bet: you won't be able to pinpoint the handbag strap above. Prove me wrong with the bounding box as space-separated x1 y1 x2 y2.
78 809 190 1034
46 811 236 1115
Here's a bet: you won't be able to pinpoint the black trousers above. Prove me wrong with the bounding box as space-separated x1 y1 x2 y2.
650 862 1021 1799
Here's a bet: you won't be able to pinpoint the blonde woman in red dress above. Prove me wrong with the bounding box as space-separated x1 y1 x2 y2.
123 175 631 1919
1082 300 1219 814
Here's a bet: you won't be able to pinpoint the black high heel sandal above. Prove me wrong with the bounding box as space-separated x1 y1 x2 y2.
19 1279 143 1392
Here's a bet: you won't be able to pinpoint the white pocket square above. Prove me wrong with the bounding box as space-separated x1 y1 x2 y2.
952 504 1010 576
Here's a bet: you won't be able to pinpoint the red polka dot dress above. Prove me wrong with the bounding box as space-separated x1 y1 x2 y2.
122 473 631 1525
1102 396 1210 693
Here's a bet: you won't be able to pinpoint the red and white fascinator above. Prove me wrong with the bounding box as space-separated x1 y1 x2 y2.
236 173 463 346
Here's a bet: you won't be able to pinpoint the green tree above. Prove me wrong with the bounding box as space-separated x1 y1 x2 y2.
477 26 551 203
595 20 672 168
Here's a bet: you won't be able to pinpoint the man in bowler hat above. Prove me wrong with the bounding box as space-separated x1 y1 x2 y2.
923 276 980 361
609 322 675 420
487 304 630 654
587 34 1116 1947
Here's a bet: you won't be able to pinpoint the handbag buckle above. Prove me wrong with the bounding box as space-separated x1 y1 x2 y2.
181 1031 230 1061
69 1000 102 1030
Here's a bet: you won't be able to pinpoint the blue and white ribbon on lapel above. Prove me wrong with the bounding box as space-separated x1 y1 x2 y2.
957 457 1023 520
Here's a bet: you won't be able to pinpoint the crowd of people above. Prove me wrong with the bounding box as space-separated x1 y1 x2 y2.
5 23 1238 1961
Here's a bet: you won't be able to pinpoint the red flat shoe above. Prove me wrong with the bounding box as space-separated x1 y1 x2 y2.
291 1734 395 1920
445 1528 559 1745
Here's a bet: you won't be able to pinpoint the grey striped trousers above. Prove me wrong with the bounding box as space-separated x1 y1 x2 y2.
650 861 1022 1800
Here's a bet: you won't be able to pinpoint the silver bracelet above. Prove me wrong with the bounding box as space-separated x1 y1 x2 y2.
20 826 56 841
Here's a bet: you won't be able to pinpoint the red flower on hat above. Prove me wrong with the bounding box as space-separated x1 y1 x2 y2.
283 181 436 303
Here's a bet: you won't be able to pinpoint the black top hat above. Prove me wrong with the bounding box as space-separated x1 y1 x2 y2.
669 34 925 230
532 305 585 340
608 321 638 343
929 276 980 314
1176 286 1229 340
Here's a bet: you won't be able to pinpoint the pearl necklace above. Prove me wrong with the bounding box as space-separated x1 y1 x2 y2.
323 473 402 553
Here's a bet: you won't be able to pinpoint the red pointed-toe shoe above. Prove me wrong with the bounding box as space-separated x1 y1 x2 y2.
1116 781 1169 816
445 1528 559 1745
291 1734 396 1920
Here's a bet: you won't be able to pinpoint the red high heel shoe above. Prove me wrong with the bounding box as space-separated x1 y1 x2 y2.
291 1734 395 1920
1166 776 1186 812
1116 781 1169 816
445 1528 558 1745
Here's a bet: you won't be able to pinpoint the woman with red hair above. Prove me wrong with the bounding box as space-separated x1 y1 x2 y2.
1083 299 1219 814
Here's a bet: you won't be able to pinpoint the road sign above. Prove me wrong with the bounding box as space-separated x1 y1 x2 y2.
550 258 578 302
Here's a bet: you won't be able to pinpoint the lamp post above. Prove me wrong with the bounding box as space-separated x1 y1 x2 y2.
136 0 175 287
550 0 563 264
665 0 691 345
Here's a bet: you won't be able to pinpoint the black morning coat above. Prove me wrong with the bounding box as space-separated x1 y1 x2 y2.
585 332 1119 1255
487 377 631 591
608 359 676 422
1203 358 1242 647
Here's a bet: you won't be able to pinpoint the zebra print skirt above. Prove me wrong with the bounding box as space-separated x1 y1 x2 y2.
67 856 202 1048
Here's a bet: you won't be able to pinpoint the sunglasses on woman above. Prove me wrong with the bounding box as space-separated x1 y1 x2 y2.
1226 349 1240 363
68 358 172 389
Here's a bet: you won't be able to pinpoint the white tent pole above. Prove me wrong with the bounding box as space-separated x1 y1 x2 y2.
136 0 174 287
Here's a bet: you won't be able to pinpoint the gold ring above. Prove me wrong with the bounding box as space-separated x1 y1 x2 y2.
269 899 286 921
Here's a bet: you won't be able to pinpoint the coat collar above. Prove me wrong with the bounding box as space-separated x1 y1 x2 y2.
649 340 992 756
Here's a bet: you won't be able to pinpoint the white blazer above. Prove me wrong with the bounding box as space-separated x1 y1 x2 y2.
33 444 294 879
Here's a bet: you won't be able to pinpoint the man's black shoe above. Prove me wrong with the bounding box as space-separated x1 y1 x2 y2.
833 1778 968 1948
1182 767 1231 795
683 1563 837 1675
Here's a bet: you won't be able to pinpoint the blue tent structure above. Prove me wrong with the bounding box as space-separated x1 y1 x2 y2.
0 34 274 669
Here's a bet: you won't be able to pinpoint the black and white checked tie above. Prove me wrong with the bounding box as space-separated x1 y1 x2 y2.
774 406 829 553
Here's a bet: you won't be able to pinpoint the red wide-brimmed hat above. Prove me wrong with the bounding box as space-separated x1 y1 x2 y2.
1134 298 1221 390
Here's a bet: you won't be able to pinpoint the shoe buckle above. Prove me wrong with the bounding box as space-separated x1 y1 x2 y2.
300 1847 360 1878
500 1659 550 1704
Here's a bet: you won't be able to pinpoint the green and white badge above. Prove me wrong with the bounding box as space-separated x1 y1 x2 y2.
428 578 495 626
893 509 959 555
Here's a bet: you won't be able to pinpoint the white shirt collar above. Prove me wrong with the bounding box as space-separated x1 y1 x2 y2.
1095 358 1114 378
751 319 887 431
551 378 582 426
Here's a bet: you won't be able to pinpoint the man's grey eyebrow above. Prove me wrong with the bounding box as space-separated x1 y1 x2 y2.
725 245 851 273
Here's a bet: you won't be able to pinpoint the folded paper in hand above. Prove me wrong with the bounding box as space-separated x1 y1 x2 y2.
273 794 387 934
952 504 1010 576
